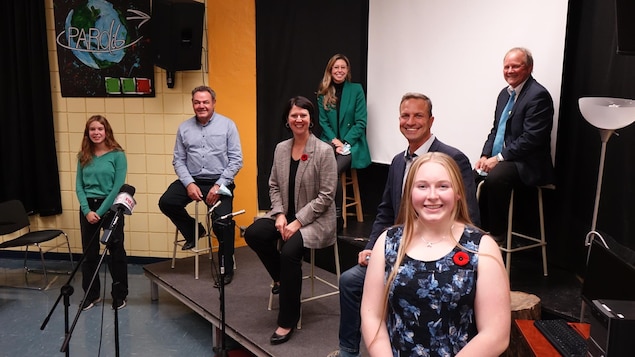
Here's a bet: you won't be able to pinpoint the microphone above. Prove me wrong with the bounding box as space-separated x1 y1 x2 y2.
219 209 246 220
110 184 136 215
101 184 137 245
208 200 222 215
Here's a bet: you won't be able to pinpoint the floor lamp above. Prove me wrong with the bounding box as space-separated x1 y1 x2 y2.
578 97 635 258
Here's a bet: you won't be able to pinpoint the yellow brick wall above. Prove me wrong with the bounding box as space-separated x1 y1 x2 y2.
18 0 257 259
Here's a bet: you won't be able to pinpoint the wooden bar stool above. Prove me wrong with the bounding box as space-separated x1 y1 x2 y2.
268 239 341 329
341 169 363 228
171 201 214 280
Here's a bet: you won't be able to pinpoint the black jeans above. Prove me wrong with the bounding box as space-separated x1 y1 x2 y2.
79 198 128 301
158 179 236 274
244 218 304 328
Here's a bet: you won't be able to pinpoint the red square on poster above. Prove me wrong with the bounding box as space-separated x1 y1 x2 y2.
136 78 152 93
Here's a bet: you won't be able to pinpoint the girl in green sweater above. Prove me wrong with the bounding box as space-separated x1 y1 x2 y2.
76 115 128 310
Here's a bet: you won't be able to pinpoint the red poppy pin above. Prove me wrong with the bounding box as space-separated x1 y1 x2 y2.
301 154 308 161
453 251 469 266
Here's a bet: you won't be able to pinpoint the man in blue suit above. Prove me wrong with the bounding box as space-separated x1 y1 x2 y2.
474 47 555 241
328 92 480 357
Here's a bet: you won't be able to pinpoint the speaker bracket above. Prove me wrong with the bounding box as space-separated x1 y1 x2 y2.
166 71 175 89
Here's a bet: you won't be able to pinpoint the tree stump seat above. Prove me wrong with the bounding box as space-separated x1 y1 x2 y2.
502 291 541 357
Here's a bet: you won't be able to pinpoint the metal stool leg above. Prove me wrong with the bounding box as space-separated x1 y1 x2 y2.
171 227 179 269
504 190 515 275
500 185 551 277
537 187 549 276
170 201 211 279
298 240 341 329
194 202 200 279
478 180 550 276
267 240 341 330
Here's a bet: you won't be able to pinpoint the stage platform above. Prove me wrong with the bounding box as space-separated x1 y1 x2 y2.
143 226 586 356
143 246 350 357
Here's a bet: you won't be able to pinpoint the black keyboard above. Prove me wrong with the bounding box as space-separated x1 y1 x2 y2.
533 319 588 357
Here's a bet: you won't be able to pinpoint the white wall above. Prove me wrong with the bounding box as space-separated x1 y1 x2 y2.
367 0 569 164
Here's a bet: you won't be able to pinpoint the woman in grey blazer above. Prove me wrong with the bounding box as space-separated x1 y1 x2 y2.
245 96 337 345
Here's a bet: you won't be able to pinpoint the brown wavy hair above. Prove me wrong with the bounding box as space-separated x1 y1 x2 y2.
77 115 123 167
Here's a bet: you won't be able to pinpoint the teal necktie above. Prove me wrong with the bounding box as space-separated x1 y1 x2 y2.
492 90 516 156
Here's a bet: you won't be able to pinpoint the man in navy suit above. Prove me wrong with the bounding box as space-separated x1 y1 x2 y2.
474 47 555 241
328 92 480 357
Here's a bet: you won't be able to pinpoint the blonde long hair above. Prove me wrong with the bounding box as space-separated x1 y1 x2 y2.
370 152 474 346
317 54 352 110
389 151 472 295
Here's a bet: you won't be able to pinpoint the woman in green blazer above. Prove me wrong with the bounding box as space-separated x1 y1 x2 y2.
317 54 371 228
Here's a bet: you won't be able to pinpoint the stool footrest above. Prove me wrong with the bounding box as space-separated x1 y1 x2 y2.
500 232 547 253
302 275 339 290
301 291 340 303
500 242 546 253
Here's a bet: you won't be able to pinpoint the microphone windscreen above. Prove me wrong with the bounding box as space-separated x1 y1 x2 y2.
119 184 136 196
112 184 137 215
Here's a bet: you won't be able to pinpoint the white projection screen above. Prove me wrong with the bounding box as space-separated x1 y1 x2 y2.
367 0 569 165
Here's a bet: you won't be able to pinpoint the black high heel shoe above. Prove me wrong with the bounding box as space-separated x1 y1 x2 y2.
270 327 294 345
271 282 280 295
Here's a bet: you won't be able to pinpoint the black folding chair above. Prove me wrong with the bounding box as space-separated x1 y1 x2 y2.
0 200 74 289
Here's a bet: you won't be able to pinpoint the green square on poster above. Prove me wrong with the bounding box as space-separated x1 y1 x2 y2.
121 78 136 93
105 77 121 94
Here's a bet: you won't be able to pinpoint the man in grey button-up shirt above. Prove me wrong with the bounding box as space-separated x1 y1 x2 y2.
159 85 243 285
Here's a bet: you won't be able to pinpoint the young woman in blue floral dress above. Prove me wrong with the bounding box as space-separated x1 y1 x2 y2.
361 152 510 356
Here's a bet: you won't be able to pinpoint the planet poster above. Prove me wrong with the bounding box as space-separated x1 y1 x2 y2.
53 0 154 97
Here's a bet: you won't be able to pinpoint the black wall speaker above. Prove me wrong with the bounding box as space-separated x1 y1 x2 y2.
152 0 205 71
615 0 635 55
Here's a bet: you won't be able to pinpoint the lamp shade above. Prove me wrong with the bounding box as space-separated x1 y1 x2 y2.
579 97 635 130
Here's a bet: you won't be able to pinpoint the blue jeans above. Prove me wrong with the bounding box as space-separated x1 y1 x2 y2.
338 264 366 356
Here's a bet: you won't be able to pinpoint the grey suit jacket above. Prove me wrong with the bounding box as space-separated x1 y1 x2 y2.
264 133 337 249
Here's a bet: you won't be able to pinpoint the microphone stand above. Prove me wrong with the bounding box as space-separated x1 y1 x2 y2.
58 211 124 356
60 243 119 355
210 212 229 357
40 219 106 357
